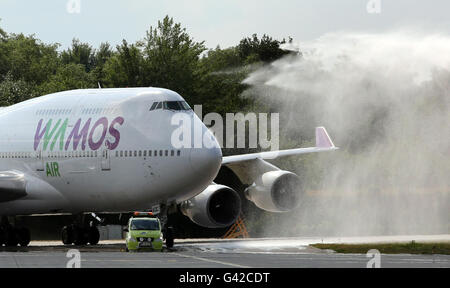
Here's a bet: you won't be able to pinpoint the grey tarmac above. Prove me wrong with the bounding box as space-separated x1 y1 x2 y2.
0 236 448 268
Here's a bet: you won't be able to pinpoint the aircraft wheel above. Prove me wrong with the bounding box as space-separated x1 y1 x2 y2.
4 227 19 247
0 227 4 246
88 226 100 245
17 227 30 247
73 227 89 246
62 226 74 245
165 227 174 249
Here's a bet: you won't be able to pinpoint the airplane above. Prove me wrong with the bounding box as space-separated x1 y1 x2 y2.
0 87 337 247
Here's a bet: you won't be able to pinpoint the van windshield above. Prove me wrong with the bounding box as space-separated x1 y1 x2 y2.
130 219 160 230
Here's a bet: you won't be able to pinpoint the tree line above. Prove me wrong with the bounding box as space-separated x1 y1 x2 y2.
0 16 292 117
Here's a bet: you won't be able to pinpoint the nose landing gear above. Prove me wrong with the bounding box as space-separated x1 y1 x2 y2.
163 226 174 249
158 204 176 249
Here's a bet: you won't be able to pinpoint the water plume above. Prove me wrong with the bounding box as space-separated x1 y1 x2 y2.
243 31 450 237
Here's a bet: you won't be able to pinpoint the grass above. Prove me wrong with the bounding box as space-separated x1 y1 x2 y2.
311 241 450 255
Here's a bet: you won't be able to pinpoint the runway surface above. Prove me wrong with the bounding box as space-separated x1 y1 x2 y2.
0 235 449 268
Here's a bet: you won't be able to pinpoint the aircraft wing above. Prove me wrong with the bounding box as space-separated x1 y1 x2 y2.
221 127 338 184
222 127 338 165
0 170 27 203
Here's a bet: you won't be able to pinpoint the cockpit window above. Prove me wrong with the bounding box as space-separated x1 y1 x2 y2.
164 101 182 110
150 102 158 111
149 101 192 112
180 101 192 110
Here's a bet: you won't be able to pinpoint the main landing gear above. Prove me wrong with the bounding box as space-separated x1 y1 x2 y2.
0 216 30 247
61 214 100 246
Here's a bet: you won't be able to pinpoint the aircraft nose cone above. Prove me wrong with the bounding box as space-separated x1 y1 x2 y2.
188 113 222 181
189 146 222 178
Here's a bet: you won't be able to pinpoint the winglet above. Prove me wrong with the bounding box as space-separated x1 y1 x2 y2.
316 127 336 149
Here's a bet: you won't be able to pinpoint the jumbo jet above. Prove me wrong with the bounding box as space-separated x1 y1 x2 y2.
0 88 337 247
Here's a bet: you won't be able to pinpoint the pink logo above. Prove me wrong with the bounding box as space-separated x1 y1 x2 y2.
34 117 124 151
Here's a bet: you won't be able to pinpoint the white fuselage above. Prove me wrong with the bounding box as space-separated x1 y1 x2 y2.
0 88 222 216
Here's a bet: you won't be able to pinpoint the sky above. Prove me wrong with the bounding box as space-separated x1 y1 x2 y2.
0 0 449 50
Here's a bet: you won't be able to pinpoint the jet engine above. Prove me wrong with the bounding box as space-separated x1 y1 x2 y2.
244 171 302 212
180 184 241 228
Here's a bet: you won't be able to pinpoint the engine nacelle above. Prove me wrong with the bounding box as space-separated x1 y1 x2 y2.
180 184 241 228
244 171 302 212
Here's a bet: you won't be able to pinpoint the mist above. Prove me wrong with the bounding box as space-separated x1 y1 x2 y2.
243 31 450 237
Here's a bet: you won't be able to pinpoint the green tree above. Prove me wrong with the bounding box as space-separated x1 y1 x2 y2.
91 42 114 85
195 56 250 115
103 40 144 87
61 39 95 72
140 15 206 101
0 24 8 78
238 34 291 64
201 46 243 72
0 25 6 39
1 33 60 85
38 63 94 94
0 72 37 106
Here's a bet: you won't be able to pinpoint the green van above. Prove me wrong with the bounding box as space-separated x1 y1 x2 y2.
125 215 163 252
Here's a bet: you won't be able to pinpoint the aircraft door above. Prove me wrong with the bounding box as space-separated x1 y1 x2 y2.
101 138 111 171
36 143 44 171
